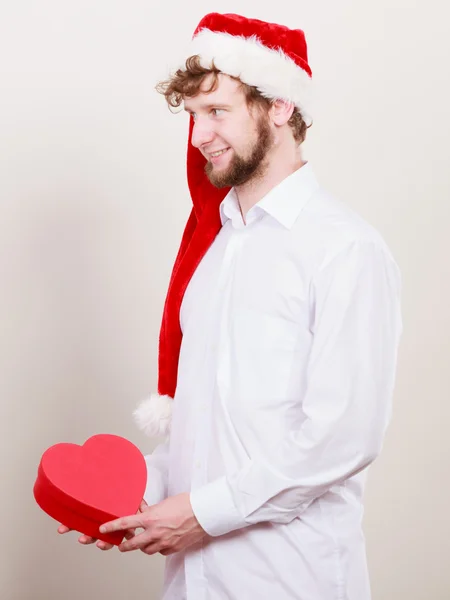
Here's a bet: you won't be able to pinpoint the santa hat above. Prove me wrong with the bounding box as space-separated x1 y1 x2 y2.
134 12 313 437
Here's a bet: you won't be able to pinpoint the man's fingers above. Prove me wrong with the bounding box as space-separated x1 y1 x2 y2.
58 525 71 534
100 515 142 535
141 542 165 556
78 535 97 544
124 529 136 540
57 524 114 549
96 540 114 551
118 530 155 553
57 525 95 544
98 500 147 536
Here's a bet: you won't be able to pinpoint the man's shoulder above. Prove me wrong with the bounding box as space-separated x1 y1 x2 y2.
294 186 395 260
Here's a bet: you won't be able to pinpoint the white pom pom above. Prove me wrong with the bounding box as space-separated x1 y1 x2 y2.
133 394 173 437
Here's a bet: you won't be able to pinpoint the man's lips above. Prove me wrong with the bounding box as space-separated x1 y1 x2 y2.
206 147 229 156
208 148 230 161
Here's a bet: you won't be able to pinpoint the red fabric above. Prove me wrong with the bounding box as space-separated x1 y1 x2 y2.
193 13 311 77
157 116 229 398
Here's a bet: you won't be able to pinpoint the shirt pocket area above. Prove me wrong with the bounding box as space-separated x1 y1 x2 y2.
232 307 300 352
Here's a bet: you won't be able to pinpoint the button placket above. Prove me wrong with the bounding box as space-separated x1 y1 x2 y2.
186 228 248 599
190 231 241 483
186 231 245 600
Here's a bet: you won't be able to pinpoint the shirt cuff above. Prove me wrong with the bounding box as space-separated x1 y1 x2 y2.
190 477 247 537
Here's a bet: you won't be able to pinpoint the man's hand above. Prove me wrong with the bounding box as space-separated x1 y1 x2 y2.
99 492 207 556
57 499 148 551
57 525 114 550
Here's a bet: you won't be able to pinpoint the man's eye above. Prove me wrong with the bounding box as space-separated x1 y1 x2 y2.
212 108 225 116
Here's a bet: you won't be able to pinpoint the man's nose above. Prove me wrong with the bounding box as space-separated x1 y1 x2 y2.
190 118 214 149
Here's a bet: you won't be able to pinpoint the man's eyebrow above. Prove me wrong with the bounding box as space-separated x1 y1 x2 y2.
184 103 232 112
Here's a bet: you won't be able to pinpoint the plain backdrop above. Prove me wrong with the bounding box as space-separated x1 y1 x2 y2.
1 1 449 599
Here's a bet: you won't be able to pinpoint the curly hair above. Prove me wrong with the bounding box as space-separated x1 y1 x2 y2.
155 55 310 144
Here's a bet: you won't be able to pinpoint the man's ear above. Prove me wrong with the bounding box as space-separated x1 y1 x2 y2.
270 99 295 126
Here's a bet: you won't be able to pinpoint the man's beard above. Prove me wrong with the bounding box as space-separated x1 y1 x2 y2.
204 115 274 189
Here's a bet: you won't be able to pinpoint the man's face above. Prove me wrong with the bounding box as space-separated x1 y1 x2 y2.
184 74 274 188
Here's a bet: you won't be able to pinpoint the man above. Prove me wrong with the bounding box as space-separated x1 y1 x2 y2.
59 12 402 600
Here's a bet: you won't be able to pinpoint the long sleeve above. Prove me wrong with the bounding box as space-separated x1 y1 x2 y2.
190 239 403 536
143 438 170 505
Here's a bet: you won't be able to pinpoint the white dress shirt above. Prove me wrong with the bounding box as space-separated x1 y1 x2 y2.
144 163 402 600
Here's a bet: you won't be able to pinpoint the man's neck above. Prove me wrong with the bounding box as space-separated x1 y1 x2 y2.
235 145 306 223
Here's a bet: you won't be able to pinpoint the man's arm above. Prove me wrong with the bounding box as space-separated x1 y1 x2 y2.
190 239 403 537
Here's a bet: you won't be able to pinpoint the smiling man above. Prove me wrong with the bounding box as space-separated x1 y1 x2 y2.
59 12 402 600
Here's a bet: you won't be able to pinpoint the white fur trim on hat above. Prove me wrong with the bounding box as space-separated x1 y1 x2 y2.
179 28 313 125
133 394 173 437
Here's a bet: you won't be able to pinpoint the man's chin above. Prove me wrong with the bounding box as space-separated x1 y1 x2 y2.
206 173 232 189
205 164 233 188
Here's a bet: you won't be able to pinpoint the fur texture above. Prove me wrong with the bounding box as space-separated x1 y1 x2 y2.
133 394 173 437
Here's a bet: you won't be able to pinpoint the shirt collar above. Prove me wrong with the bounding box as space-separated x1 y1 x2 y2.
219 187 243 228
219 162 319 230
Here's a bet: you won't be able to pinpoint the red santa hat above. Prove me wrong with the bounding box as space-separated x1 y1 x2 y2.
134 12 313 437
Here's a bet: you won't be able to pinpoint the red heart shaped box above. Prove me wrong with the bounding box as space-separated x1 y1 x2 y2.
34 434 147 546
